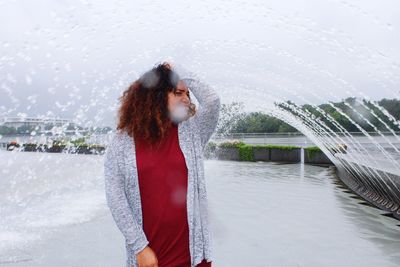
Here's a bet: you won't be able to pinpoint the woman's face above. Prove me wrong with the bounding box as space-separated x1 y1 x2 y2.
167 79 191 115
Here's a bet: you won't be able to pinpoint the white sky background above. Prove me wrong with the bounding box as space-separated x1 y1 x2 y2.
0 0 399 127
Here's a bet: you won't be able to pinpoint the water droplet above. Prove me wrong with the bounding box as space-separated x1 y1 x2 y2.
26 75 32 85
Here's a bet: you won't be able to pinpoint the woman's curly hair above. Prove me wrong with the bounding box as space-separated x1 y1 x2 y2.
116 62 196 147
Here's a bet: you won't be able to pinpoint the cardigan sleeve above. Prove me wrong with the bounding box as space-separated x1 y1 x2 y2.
182 77 221 151
103 137 149 256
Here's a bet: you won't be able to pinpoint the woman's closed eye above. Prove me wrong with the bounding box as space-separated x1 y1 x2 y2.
175 91 190 97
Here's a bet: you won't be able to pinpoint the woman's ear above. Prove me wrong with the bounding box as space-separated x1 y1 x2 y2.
188 102 197 117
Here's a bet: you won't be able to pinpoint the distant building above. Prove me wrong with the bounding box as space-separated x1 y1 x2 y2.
0 116 76 130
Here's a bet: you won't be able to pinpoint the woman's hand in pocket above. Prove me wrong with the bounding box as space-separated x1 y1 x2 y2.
136 246 158 267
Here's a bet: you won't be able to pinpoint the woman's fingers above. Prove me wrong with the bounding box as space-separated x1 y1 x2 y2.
164 61 174 70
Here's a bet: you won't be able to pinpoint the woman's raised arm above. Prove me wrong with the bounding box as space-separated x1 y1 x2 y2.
182 77 221 151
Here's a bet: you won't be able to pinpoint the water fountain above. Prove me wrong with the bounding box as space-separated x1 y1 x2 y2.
1 0 399 215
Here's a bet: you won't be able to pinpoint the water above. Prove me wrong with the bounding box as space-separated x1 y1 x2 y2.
0 150 107 257
1 151 399 266
207 160 400 267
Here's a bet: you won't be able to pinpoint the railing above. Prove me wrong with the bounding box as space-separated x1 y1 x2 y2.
212 131 400 139
1 131 400 151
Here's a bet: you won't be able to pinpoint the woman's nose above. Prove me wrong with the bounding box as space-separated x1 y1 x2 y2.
181 96 190 105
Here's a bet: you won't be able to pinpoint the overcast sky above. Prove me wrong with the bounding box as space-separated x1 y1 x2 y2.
0 0 399 127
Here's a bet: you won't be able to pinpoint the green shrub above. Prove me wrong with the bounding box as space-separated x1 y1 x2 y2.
253 144 301 150
88 144 105 149
23 143 38 147
238 144 254 161
217 141 301 162
71 137 86 146
218 140 245 148
304 146 321 160
207 141 217 149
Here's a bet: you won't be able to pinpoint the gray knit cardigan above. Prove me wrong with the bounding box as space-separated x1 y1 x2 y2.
103 77 221 267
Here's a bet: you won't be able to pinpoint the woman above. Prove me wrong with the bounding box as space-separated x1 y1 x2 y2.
104 62 221 267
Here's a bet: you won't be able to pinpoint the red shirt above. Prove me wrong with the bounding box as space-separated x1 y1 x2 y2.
135 123 211 267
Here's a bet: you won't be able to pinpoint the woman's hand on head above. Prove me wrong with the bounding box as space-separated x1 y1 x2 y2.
136 246 158 267
164 61 174 70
